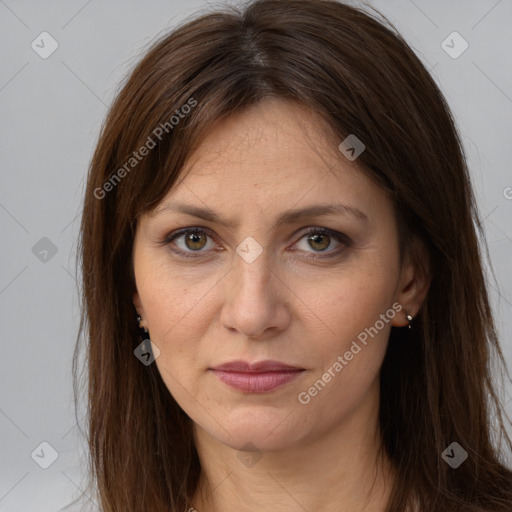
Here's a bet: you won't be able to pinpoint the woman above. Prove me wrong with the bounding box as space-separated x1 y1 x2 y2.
74 0 512 510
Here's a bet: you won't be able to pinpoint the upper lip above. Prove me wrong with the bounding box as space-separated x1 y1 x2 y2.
211 360 304 372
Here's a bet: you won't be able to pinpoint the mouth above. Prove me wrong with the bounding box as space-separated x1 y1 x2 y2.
209 360 305 393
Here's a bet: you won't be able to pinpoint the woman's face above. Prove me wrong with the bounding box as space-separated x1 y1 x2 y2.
132 97 422 452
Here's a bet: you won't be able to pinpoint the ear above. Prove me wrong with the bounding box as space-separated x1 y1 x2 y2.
392 236 431 327
133 291 145 320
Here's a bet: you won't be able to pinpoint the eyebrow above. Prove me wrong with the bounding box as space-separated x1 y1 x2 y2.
153 201 368 228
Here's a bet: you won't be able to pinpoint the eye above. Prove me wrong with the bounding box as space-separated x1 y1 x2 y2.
293 227 350 259
162 226 351 260
164 227 217 258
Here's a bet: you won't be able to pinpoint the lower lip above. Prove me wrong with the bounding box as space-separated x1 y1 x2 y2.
211 370 304 393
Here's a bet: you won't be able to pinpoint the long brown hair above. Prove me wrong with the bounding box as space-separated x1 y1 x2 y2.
73 0 512 510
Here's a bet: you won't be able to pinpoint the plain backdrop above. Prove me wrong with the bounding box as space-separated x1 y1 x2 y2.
1 1 511 510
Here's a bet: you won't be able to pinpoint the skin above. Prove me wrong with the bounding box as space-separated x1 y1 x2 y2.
132 97 430 512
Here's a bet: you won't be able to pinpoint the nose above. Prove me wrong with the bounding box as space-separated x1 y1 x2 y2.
219 249 290 340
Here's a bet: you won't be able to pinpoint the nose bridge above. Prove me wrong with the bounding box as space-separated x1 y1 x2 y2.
231 201 274 286
220 240 285 338
232 240 274 298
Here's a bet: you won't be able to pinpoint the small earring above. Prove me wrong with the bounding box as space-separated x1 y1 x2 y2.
136 314 148 334
407 314 413 329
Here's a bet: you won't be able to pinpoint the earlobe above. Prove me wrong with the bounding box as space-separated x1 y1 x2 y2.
391 310 414 328
391 310 412 328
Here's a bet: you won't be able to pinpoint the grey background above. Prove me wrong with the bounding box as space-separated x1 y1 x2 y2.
1 1 511 510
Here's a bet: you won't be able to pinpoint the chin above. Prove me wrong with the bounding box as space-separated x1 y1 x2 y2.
198 405 307 453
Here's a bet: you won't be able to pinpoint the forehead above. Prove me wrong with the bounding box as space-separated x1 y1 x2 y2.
182 98 339 178
149 98 392 228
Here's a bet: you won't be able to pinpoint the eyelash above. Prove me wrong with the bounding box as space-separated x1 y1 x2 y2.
162 226 351 260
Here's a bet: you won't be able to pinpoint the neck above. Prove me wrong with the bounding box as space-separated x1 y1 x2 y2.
190 382 395 512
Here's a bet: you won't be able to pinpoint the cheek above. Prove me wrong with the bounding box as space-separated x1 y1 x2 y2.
140 261 213 337
135 272 192 363
297 256 398 396
138 263 224 395
297 301 392 426
298 256 398 348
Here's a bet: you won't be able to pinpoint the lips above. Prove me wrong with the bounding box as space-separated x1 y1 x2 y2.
212 360 303 372
210 360 305 393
